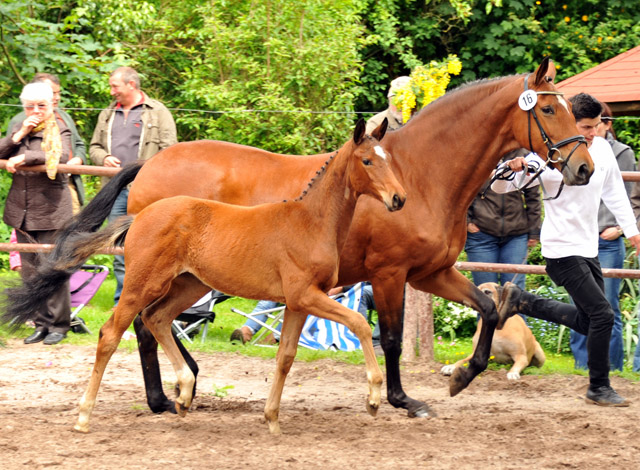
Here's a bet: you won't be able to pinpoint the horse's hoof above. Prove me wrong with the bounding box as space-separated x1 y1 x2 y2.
366 399 379 417
449 367 471 397
73 423 89 433
174 402 189 417
408 403 436 418
149 399 177 414
268 421 281 435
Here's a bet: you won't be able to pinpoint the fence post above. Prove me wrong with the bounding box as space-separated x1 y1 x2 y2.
402 285 434 362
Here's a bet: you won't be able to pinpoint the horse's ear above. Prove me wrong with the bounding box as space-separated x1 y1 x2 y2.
534 57 551 86
353 118 366 145
371 117 388 142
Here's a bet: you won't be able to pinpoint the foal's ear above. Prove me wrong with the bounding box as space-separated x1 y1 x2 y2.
353 118 366 145
534 57 551 86
371 117 388 142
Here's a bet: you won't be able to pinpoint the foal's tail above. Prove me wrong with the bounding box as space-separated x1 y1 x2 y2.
50 161 144 260
1 217 134 331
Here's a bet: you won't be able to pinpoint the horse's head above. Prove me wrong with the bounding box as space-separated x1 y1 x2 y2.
513 57 594 186
350 118 406 212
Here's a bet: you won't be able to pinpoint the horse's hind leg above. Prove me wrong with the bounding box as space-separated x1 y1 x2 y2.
264 307 306 435
134 314 199 414
74 304 140 433
140 273 211 417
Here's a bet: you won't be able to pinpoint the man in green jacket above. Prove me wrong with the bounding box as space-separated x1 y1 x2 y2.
90 66 177 306
7 73 86 212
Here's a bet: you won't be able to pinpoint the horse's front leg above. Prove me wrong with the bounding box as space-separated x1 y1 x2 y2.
264 307 306 435
134 315 199 414
372 274 433 418
412 267 498 396
292 291 383 418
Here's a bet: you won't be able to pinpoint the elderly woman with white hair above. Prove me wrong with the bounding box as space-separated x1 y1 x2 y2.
0 82 73 345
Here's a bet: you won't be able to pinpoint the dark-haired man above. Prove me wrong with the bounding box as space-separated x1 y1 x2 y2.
492 92 640 407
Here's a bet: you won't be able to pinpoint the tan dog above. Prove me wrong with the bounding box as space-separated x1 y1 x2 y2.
441 282 545 380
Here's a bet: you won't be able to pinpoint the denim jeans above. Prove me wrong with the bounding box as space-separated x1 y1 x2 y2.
570 237 624 371
464 231 529 289
108 188 129 306
634 304 640 372
244 300 283 334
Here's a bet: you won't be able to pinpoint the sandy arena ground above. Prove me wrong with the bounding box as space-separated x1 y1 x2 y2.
1 339 639 469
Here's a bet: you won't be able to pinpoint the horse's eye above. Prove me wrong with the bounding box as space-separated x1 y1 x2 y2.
541 105 554 115
363 158 372 166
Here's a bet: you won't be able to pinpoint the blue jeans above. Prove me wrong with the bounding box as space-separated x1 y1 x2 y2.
464 231 529 289
108 188 129 305
634 304 640 372
570 237 624 371
244 300 283 334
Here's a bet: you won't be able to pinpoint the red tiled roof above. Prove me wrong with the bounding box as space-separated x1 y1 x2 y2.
556 45 640 103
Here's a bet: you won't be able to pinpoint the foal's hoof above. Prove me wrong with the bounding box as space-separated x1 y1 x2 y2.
366 398 379 417
73 422 90 434
449 366 472 397
174 402 189 417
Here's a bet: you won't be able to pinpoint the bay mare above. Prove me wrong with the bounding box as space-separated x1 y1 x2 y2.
32 120 405 433
4 58 593 419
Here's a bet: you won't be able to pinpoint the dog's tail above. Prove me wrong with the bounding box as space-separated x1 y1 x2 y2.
1 217 134 331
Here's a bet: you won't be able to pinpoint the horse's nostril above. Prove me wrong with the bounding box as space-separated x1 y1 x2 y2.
393 194 405 210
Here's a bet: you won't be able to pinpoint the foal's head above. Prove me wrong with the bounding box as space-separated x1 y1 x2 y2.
349 118 406 212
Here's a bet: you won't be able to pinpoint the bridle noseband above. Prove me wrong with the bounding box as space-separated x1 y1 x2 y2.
494 74 588 200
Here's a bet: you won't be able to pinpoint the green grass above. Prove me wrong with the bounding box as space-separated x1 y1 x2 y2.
435 337 639 382
1 270 638 382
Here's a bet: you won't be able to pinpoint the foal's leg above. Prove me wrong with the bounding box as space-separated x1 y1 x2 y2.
74 301 142 433
264 307 306 435
289 289 383 416
411 267 497 396
140 274 211 417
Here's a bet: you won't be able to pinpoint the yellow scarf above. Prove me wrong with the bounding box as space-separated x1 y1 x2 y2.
31 116 62 180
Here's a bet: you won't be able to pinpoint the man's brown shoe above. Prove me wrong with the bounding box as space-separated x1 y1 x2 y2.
230 326 253 344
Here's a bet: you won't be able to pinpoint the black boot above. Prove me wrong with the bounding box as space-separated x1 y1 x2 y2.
496 282 523 329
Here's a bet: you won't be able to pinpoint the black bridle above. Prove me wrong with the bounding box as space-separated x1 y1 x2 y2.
486 74 587 200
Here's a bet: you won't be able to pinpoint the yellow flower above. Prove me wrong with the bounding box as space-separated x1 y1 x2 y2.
579 34 583 39
582 15 588 21
597 37 602 43
562 4 567 9
564 16 570 22
536 0 540 4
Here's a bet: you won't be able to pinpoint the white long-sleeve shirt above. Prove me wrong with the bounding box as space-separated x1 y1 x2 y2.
491 137 639 259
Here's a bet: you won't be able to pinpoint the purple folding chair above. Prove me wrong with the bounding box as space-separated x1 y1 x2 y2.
69 265 110 334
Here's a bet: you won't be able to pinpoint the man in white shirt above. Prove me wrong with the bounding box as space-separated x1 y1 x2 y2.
493 93 640 407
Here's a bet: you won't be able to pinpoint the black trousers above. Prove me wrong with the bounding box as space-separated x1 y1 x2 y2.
16 229 71 335
520 256 613 388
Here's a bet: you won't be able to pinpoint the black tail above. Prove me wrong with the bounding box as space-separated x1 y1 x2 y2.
1 217 134 331
50 161 144 260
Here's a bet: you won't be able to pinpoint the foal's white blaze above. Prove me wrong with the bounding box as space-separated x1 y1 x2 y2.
557 95 570 113
374 145 387 160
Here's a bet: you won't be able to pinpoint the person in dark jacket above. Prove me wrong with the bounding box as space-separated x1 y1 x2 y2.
0 82 74 345
7 73 86 213
465 148 542 290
